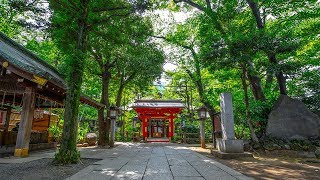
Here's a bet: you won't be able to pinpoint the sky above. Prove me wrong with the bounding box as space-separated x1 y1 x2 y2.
149 9 194 86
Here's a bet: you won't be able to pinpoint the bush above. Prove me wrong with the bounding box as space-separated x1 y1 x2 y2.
250 99 274 136
48 124 62 142
78 122 89 143
234 124 251 140
182 124 199 133
290 139 316 151
172 136 181 142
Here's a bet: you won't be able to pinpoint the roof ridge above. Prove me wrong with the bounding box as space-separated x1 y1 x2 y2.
135 99 183 102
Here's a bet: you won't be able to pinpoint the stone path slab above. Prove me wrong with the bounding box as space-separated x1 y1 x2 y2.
67 143 252 180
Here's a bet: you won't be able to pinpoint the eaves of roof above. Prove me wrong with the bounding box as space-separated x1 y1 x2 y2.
0 32 66 89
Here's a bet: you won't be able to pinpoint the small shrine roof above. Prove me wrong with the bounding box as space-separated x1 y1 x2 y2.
132 99 185 109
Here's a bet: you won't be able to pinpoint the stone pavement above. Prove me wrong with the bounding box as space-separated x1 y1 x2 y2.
68 143 251 180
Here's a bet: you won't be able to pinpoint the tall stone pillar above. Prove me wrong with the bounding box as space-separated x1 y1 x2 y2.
217 93 243 153
15 87 35 157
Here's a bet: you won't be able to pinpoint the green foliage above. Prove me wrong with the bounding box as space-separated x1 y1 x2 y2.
0 6 20 37
48 124 62 142
182 124 199 133
249 97 276 136
168 0 320 144
25 39 66 73
234 124 251 140
2 0 319 148
77 122 90 143
289 139 315 151
262 137 317 151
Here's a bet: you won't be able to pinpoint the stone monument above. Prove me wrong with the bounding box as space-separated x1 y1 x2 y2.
267 95 320 139
217 92 243 153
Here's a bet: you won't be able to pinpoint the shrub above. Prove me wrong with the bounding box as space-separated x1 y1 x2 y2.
48 124 62 142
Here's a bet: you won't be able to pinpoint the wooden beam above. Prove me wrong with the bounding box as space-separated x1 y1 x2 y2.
47 109 51 129
0 57 65 90
4 106 11 132
14 87 35 157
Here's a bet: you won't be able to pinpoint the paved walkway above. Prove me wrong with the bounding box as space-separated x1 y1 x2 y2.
69 143 251 180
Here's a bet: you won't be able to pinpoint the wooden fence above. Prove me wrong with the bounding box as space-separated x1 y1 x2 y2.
178 132 213 144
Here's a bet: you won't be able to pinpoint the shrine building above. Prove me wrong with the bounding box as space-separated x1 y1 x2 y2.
0 32 103 157
132 100 184 142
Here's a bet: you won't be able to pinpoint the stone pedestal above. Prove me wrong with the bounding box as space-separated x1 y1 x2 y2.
211 149 252 159
217 139 243 153
214 93 249 158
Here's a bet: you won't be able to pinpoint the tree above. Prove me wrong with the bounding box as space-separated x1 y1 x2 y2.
50 0 90 164
170 0 267 101
162 0 319 143
87 11 164 146
0 2 20 37
114 44 165 108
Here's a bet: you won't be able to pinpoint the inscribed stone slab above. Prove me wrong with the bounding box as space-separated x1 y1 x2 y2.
220 92 236 140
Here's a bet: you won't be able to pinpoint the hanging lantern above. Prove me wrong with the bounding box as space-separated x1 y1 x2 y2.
197 106 207 120
110 105 117 118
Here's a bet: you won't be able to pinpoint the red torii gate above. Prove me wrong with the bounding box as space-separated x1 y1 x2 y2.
132 100 184 142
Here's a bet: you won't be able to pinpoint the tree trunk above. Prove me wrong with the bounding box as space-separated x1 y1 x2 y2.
186 57 217 147
276 71 286 95
268 54 287 95
101 70 111 145
246 0 287 95
185 84 192 119
98 72 109 146
116 78 125 108
97 108 105 146
55 0 89 164
241 65 259 143
265 69 273 90
245 62 266 101
246 0 264 28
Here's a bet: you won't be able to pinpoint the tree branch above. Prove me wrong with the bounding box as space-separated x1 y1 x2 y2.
173 0 206 12
152 35 194 54
91 50 103 69
52 0 77 12
89 12 132 26
125 72 137 84
205 0 212 11
92 6 130 13
246 0 264 29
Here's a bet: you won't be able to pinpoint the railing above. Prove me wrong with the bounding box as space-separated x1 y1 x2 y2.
0 131 17 146
179 132 213 144
0 131 48 147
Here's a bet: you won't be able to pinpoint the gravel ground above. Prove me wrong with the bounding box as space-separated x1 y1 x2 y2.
0 158 99 180
191 147 320 180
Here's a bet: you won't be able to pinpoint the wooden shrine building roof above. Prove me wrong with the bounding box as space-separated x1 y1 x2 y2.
0 32 103 109
132 99 185 109
132 99 185 116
